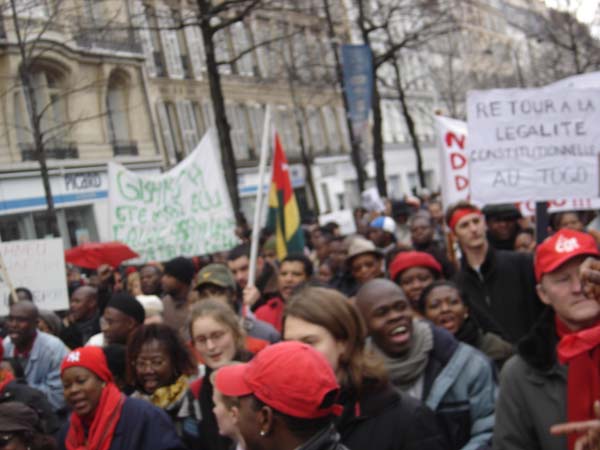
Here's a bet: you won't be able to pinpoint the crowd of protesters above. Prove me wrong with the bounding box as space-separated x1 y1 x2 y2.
2 194 600 450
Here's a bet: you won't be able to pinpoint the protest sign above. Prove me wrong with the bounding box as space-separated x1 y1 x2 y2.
319 210 357 236
361 187 386 212
0 238 68 315
109 129 238 262
434 115 469 205
466 87 600 204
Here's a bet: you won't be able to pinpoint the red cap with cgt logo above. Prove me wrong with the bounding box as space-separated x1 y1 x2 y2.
534 229 599 282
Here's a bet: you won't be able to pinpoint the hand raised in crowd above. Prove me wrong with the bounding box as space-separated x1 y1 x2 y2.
551 401 600 450
97 264 115 287
580 257 600 302
243 284 261 308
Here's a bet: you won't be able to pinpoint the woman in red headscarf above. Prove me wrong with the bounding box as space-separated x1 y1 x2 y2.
57 346 185 450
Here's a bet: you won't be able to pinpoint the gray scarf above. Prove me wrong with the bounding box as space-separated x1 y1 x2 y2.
370 320 433 393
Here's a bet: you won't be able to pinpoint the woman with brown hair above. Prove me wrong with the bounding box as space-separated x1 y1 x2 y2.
283 286 447 450
185 299 253 450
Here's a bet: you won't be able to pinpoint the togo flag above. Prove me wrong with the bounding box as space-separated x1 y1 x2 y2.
267 133 305 259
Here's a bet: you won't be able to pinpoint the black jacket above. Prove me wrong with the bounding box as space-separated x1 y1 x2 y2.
337 382 448 450
299 426 349 450
454 247 543 343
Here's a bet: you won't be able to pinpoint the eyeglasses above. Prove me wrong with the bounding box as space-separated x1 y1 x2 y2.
0 434 15 448
193 330 228 347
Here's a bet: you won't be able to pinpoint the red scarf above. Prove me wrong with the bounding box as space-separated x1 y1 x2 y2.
65 383 125 450
555 316 600 450
0 369 15 393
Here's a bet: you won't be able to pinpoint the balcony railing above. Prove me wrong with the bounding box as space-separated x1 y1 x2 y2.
20 142 79 161
75 22 142 54
112 140 138 156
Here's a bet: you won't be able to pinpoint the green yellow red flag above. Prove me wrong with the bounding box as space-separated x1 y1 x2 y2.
267 133 305 260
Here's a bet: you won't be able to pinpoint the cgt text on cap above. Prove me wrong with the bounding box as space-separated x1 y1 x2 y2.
214 341 342 419
534 229 599 282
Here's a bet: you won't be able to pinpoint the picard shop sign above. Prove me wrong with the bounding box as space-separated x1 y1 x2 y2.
64 172 103 191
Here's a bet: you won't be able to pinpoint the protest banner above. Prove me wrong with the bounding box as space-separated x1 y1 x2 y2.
342 44 373 137
108 129 238 262
466 87 600 204
319 210 357 236
0 238 68 315
434 115 469 206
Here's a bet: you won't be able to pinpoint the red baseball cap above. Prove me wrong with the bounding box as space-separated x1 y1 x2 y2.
214 341 342 419
534 229 599 282
389 251 442 282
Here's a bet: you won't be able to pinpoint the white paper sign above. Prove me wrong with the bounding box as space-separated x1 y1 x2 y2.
109 129 238 262
434 115 469 205
361 187 386 212
319 210 357 236
467 87 600 204
0 238 68 314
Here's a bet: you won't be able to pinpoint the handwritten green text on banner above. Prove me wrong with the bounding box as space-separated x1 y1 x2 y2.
108 130 238 262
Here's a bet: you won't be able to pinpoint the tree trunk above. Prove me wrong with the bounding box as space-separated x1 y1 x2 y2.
197 0 241 215
286 75 320 215
323 0 367 193
391 56 426 189
11 0 58 236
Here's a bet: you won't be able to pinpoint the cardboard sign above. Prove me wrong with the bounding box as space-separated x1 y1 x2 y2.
467 87 600 204
319 210 357 236
435 115 469 205
0 238 68 314
108 129 238 262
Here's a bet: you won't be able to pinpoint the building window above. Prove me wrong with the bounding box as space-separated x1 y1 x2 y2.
107 72 137 156
156 101 182 164
322 106 341 152
306 108 326 154
176 100 201 154
227 103 251 161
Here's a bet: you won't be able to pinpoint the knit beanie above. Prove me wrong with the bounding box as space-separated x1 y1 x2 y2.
163 256 195 285
61 346 113 383
106 293 145 324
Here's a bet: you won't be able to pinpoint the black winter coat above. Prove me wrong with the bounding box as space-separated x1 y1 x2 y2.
299 426 349 450
57 397 186 450
453 247 543 343
337 382 449 450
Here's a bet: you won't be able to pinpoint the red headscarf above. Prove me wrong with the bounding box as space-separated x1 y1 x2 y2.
61 347 125 450
448 207 482 231
555 317 600 450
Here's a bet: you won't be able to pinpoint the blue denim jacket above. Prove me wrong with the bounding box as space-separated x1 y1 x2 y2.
3 331 69 411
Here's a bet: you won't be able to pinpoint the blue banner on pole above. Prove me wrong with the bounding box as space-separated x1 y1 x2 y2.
341 44 373 130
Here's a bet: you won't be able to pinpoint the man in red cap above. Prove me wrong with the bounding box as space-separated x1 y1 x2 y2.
494 228 600 450
447 200 543 343
214 341 348 450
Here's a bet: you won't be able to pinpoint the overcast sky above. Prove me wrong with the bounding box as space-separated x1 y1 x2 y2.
544 0 598 23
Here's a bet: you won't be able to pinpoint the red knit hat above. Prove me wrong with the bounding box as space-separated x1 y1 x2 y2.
215 341 342 419
389 251 442 282
61 347 113 383
535 229 599 282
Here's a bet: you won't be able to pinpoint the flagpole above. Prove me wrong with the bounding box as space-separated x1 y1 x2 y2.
248 105 272 289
